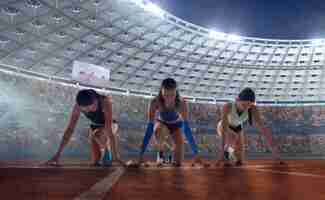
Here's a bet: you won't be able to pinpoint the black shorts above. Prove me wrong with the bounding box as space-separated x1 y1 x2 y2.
229 125 242 133
157 120 183 134
90 124 104 131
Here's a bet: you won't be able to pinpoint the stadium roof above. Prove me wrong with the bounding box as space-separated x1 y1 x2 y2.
0 0 325 101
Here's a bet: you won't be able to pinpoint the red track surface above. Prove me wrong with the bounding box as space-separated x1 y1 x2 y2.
106 160 325 200
2 160 325 200
0 163 113 200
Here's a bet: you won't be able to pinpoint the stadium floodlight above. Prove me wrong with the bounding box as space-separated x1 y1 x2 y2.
312 39 324 45
209 30 226 39
143 2 164 18
227 34 241 42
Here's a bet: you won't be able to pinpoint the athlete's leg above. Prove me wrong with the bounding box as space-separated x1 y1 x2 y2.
89 128 103 165
171 128 184 166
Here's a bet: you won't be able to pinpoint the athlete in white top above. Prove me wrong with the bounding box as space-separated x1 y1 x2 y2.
217 88 281 166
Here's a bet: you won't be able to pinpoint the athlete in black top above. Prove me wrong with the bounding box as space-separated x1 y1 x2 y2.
46 89 124 166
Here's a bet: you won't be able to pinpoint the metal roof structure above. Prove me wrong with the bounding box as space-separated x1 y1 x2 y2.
1 0 325 102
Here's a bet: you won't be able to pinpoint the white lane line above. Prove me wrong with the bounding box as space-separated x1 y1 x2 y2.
244 168 325 179
74 167 125 200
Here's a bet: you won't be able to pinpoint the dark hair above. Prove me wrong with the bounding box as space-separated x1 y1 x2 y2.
76 89 97 106
161 78 177 90
238 87 255 102
158 78 180 107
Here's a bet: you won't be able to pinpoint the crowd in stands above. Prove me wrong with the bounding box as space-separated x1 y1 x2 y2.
1 70 325 160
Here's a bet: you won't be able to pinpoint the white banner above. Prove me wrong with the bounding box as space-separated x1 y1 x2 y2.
72 60 110 87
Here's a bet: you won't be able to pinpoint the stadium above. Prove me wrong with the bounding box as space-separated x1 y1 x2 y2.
1 0 325 199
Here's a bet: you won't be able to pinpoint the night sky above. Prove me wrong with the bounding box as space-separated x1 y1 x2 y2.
151 0 325 40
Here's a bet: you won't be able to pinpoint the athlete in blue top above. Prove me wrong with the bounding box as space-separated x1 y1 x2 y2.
133 78 202 167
